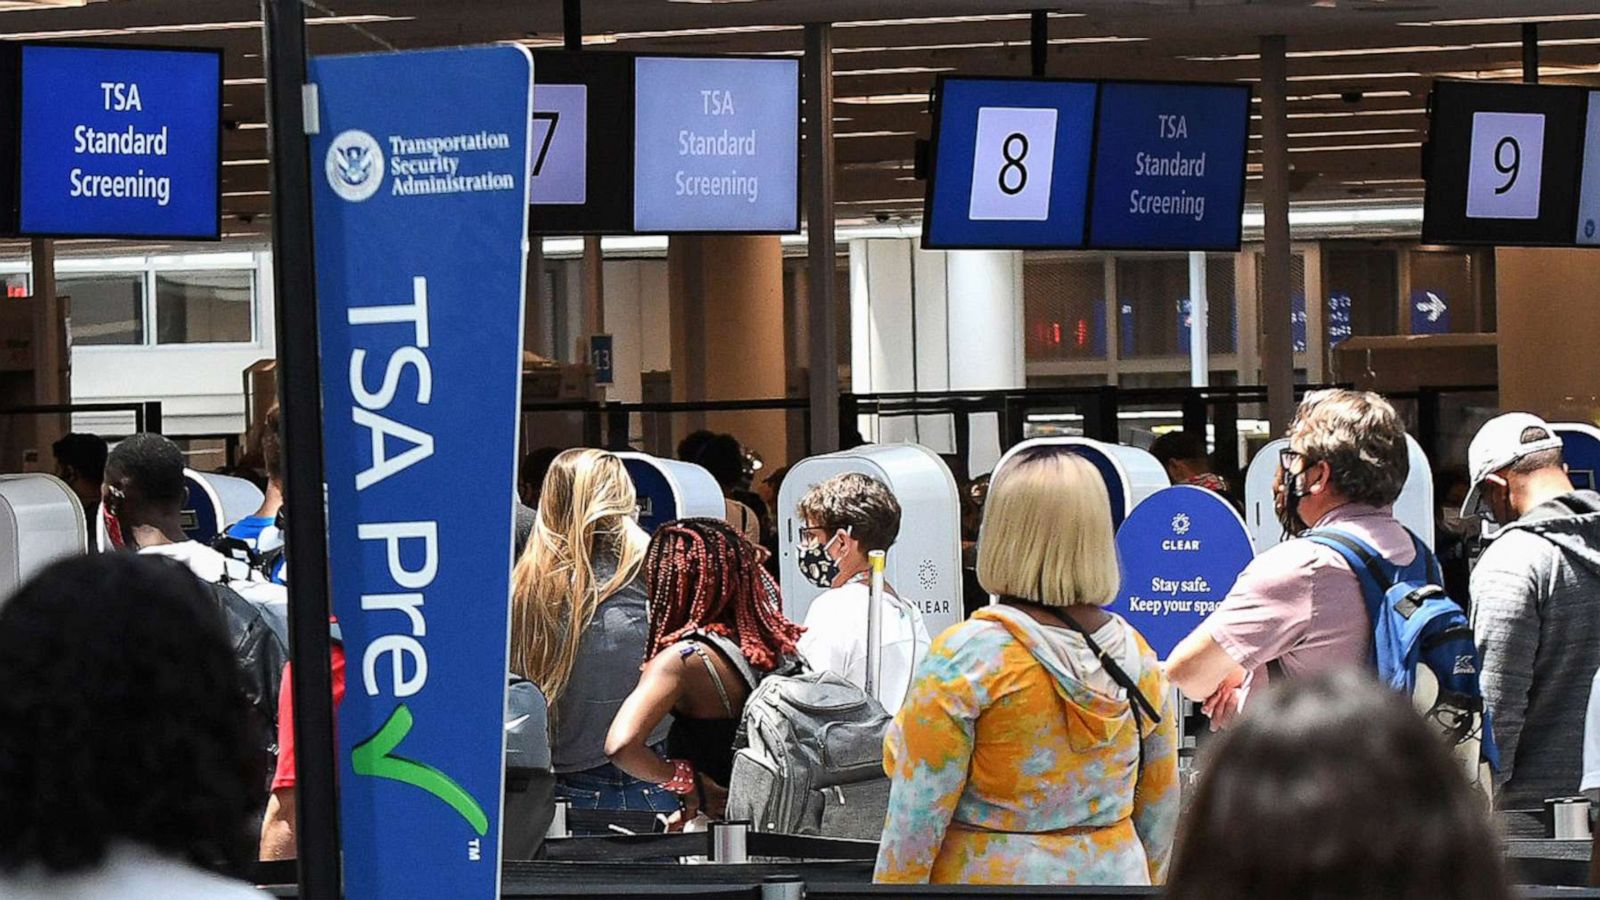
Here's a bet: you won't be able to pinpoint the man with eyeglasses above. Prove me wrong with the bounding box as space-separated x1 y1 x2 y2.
1167 390 1413 729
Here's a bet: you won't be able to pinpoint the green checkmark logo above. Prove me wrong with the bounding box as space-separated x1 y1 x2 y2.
350 704 489 836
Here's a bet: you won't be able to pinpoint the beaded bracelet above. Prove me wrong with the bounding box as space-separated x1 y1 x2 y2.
660 758 697 795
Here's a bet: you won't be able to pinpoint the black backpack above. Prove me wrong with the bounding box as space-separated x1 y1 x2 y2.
201 577 290 793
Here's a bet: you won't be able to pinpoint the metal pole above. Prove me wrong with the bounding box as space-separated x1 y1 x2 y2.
1188 251 1209 387
1030 11 1048 77
563 0 582 51
261 1 340 897
1522 22 1539 84
804 23 841 453
1259 35 1295 435
866 549 886 703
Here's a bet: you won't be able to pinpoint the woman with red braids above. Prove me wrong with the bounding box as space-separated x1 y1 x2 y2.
605 518 804 823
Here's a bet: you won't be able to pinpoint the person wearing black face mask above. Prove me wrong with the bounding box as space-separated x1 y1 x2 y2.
792 473 931 714
1168 390 1413 730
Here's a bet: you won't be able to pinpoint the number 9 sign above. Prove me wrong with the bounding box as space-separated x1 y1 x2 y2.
969 106 1057 222
1466 111 1544 220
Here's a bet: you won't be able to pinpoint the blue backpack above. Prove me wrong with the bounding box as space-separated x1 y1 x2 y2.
1306 528 1500 775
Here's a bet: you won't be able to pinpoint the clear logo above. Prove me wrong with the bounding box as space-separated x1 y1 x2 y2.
326 129 385 202
1171 513 1192 536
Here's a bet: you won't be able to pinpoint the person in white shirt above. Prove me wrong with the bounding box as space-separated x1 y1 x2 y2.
794 473 931 714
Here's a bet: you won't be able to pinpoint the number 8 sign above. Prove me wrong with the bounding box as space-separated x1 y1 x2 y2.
1466 111 1544 220
969 106 1057 221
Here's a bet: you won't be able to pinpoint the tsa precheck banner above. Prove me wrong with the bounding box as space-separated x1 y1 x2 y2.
309 45 532 900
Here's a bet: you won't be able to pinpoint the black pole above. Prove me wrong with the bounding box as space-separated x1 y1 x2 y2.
564 0 582 51
1522 22 1539 84
261 2 340 898
1030 10 1048 77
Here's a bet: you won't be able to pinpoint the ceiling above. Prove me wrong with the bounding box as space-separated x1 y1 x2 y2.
11 0 1600 252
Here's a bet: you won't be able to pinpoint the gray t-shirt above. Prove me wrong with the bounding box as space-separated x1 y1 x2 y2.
551 558 670 773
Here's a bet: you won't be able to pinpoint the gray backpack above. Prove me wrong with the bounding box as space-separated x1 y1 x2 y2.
725 669 893 840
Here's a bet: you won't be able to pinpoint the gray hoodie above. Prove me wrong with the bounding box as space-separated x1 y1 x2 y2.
1471 490 1600 812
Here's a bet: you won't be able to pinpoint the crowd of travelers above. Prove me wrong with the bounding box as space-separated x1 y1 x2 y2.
10 387 1600 896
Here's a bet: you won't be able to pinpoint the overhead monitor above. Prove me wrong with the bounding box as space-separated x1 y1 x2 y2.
1421 80 1588 247
528 51 634 234
633 56 800 233
923 76 1098 250
17 44 222 240
1086 80 1251 251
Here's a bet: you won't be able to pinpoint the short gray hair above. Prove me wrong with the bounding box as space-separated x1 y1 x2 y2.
1288 389 1409 508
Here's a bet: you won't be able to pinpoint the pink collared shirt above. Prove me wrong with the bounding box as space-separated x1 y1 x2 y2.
1204 503 1414 686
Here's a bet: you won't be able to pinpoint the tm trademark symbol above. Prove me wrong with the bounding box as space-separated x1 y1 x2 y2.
467 838 482 861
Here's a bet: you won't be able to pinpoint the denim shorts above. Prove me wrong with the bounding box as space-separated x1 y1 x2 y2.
555 761 680 834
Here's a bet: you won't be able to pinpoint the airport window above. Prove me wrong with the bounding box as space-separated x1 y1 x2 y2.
1325 247 1399 343
1116 257 1188 358
1409 250 1475 335
1205 255 1237 356
1024 257 1106 361
155 269 255 345
60 273 144 346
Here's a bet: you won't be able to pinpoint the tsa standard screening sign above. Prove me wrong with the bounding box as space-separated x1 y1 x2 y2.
1087 81 1251 250
309 45 532 900
1113 485 1254 659
633 56 799 232
18 44 221 239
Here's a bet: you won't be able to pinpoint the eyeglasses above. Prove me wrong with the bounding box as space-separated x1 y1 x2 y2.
1279 448 1311 472
798 526 830 547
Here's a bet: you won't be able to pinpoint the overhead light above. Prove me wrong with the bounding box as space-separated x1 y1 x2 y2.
836 130 916 139
0 13 408 41
235 123 268 131
835 93 928 105
222 190 270 197
0 0 96 9
1288 141 1423 153
224 78 266 86
835 66 955 77
1289 127 1418 139
839 13 1084 28
1282 108 1427 119
835 36 1145 54
606 24 795 40
1401 13 1600 27
223 158 270 167
1253 90 1411 102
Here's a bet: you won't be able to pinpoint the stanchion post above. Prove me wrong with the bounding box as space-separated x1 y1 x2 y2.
711 821 751 864
261 1 340 897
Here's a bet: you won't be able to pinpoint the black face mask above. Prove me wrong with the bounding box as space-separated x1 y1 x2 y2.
1276 467 1312 539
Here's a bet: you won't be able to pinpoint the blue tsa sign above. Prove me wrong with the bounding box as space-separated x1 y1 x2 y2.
1113 486 1255 658
19 44 221 239
1088 82 1251 251
309 45 533 900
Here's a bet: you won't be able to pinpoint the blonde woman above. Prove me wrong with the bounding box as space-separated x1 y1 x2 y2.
874 447 1179 886
510 449 676 819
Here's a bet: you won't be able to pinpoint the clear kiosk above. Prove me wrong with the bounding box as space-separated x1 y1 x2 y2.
0 474 86 602
1244 436 1435 552
991 437 1170 529
777 443 963 640
615 452 726 534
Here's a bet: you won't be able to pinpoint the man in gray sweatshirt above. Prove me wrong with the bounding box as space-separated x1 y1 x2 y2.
1466 412 1600 813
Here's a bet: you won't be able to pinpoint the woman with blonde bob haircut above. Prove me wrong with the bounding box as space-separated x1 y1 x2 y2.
510 448 676 820
875 448 1180 886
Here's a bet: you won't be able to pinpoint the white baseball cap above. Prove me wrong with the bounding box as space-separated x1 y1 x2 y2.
1462 412 1564 517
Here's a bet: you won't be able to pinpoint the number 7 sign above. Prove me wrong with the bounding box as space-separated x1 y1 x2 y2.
530 83 588 205
1466 111 1544 220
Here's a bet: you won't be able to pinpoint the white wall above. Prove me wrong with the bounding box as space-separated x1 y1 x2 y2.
51 251 275 437
600 259 670 403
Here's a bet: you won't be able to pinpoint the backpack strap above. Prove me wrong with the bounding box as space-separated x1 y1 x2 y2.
1306 528 1440 621
1305 529 1393 591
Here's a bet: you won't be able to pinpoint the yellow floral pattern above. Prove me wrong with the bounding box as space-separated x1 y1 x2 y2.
873 608 1179 885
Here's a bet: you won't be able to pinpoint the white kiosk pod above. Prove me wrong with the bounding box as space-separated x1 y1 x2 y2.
991 437 1170 530
1 474 86 603
1244 436 1435 553
778 444 964 640
615 452 726 534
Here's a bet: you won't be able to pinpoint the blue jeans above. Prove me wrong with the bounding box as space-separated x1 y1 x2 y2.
555 762 679 834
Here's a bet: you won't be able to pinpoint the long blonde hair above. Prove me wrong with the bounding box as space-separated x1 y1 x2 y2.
509 449 647 704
